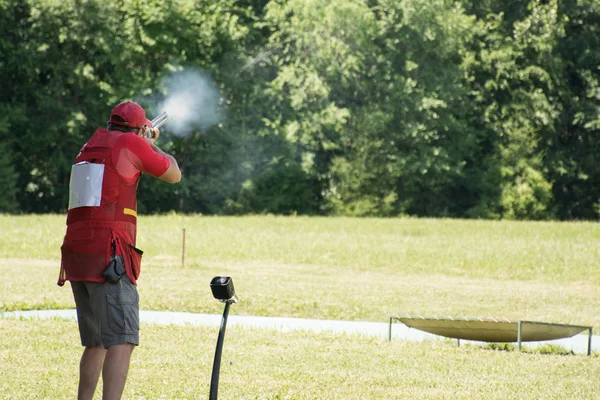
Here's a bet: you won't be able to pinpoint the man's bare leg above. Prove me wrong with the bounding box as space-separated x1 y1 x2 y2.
102 343 135 400
78 345 106 400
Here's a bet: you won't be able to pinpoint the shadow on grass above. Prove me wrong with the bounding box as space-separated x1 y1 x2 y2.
483 342 578 356
0 301 67 312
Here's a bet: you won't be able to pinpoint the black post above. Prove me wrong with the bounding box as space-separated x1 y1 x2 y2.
209 301 231 400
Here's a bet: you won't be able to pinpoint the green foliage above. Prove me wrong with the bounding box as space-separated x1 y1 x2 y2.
500 165 554 220
1 0 600 219
236 161 322 215
461 0 566 219
485 343 517 352
533 344 575 356
543 0 600 219
485 342 575 356
0 124 18 213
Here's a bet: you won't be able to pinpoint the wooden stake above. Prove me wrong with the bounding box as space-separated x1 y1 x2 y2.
182 228 186 268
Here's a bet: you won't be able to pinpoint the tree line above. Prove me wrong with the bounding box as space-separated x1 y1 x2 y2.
1 0 599 219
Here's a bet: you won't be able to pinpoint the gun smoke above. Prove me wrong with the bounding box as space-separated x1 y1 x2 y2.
156 69 222 137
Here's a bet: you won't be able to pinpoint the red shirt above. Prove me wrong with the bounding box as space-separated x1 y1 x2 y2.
101 132 170 183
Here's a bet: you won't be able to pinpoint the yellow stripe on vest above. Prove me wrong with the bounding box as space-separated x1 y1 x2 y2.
123 208 137 218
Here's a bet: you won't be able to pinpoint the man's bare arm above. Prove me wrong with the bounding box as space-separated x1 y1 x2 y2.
145 138 182 183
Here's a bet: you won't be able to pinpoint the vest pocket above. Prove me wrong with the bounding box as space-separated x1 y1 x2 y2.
127 244 143 280
106 290 139 335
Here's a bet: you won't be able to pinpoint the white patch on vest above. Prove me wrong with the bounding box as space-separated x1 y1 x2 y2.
68 162 105 210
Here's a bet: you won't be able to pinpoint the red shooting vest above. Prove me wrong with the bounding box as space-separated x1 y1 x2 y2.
58 129 143 286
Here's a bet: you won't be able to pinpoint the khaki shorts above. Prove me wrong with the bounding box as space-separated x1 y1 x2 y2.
71 276 139 349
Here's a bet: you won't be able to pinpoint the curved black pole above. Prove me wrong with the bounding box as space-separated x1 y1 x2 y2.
209 301 231 400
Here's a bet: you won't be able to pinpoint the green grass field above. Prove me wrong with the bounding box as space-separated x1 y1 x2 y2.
1 318 599 399
1 215 599 399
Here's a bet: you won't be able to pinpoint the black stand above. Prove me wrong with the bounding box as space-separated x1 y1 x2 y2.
209 301 232 400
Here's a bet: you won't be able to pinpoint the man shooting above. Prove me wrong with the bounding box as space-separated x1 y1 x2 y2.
58 101 181 399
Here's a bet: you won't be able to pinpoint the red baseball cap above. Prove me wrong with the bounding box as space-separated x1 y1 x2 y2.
109 101 152 129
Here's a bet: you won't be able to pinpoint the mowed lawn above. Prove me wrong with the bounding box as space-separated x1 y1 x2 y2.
1 215 599 327
1 215 599 398
1 318 599 399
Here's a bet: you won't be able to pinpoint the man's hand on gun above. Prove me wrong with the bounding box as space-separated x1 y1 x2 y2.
141 111 168 142
143 127 160 142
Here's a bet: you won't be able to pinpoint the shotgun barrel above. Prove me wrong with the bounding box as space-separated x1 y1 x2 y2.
144 111 168 139
151 111 168 129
